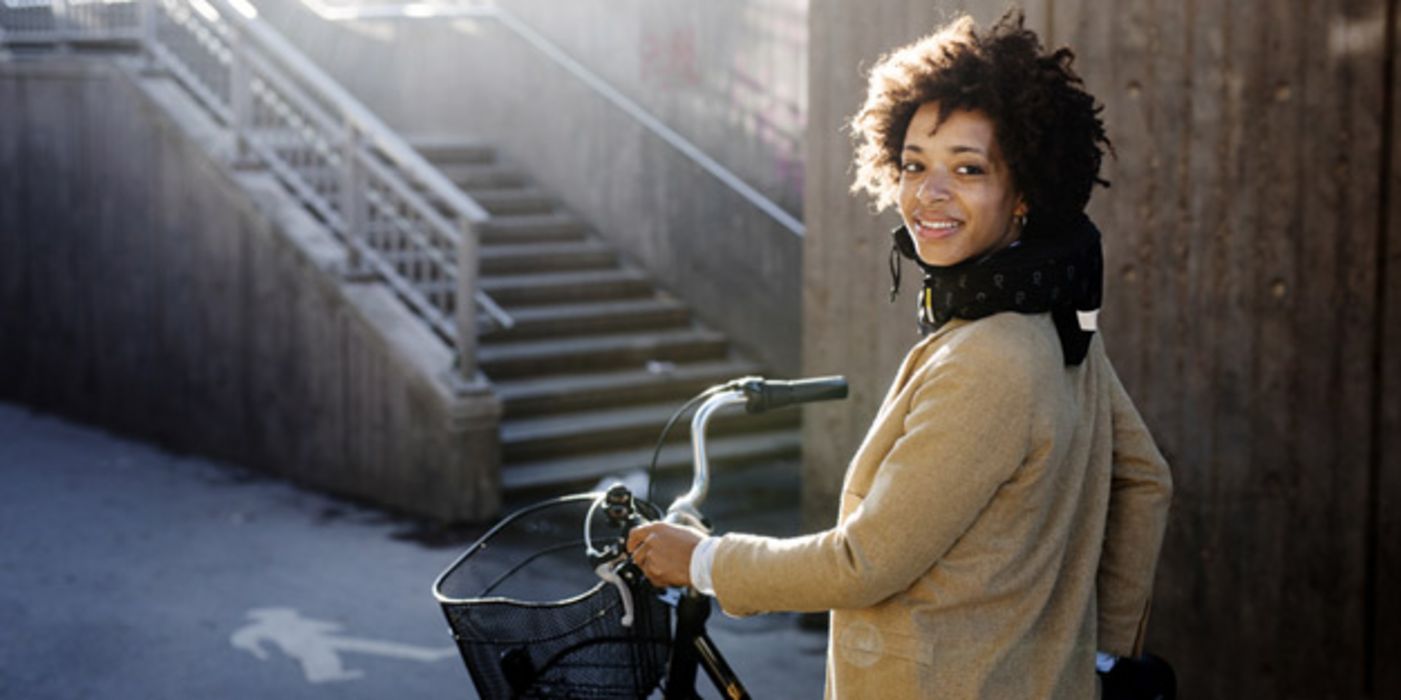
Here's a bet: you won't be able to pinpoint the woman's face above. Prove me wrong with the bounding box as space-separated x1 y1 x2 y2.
897 102 1025 267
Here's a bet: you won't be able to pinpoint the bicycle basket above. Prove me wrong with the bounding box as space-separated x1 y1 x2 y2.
433 494 672 699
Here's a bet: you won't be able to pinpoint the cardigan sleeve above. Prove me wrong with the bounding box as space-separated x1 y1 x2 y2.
1095 359 1174 656
709 330 1036 616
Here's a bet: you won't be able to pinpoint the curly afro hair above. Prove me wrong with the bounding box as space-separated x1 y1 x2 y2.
850 10 1111 229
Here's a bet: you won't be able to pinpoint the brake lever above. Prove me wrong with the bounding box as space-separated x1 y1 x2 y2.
594 557 637 627
586 484 653 628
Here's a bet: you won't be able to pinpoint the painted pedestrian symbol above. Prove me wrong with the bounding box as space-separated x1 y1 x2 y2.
231 607 456 683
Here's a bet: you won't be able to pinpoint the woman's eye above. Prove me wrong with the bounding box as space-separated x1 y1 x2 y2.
955 164 986 176
901 161 923 173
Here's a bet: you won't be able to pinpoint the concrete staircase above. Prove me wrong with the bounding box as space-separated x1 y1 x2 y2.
410 137 800 494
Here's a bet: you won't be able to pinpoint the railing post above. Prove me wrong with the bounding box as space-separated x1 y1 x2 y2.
51 0 70 49
227 24 255 167
341 122 369 277
139 0 161 74
455 216 480 383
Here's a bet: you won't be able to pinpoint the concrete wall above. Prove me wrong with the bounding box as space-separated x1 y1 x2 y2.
804 1 1399 697
247 0 805 373
0 56 500 521
497 0 807 216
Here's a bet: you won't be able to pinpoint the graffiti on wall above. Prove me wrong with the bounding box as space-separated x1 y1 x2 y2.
636 0 808 211
726 65 804 201
639 25 703 89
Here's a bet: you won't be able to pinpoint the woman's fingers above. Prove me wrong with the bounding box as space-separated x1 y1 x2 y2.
629 535 650 567
626 523 655 553
623 523 702 588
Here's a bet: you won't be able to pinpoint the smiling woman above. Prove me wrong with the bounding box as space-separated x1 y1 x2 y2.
627 11 1174 699
896 104 1024 267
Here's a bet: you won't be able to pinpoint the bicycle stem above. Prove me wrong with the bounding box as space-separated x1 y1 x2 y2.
666 388 748 528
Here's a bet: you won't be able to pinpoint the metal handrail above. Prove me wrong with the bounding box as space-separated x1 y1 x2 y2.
492 7 804 238
291 0 806 238
1 0 513 383
209 0 489 224
197 0 512 376
0 0 143 43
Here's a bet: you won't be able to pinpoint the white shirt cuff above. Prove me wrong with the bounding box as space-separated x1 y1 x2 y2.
1095 651 1119 672
689 536 719 596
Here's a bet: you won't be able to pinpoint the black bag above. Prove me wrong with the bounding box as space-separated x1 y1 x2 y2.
1099 653 1177 700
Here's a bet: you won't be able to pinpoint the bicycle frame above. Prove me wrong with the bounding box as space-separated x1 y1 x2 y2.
658 387 753 700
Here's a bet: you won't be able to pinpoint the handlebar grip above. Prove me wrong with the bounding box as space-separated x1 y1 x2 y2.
740 376 848 414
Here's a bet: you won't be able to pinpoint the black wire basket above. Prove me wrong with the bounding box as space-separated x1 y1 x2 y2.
434 494 672 699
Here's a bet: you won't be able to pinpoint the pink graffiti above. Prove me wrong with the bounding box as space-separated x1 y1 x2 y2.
640 27 702 88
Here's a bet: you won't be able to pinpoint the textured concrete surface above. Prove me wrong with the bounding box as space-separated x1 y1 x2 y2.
0 56 500 521
0 400 827 699
247 0 804 374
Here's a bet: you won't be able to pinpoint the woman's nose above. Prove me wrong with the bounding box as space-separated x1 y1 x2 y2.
917 171 950 203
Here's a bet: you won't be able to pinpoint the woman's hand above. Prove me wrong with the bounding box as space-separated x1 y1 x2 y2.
626 522 704 588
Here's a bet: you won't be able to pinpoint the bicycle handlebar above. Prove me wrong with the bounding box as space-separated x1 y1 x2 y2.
736 375 850 414
666 376 848 527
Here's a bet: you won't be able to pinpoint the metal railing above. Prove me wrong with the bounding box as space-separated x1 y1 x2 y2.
1 0 141 43
290 0 806 238
1 0 512 383
490 6 805 238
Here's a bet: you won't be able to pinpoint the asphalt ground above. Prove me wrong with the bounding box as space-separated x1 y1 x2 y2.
0 400 827 699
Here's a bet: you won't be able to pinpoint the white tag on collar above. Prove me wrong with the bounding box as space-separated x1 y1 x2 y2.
1077 309 1100 332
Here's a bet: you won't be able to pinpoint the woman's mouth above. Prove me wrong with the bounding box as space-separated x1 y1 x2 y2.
912 217 961 241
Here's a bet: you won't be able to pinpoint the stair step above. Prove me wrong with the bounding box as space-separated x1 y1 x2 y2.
503 429 802 492
479 268 655 306
407 136 496 165
479 240 615 274
439 163 529 189
479 213 587 244
478 328 728 378
397 136 791 492
464 188 556 216
494 359 766 417
503 400 792 462
489 297 690 341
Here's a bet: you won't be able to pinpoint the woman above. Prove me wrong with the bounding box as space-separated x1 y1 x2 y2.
628 12 1172 699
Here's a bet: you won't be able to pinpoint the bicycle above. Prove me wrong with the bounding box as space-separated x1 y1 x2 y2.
433 375 850 699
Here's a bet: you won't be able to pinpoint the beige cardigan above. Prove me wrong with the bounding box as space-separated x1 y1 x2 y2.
710 312 1172 699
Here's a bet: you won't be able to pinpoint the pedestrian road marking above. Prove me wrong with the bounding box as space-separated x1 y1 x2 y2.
230 607 456 683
